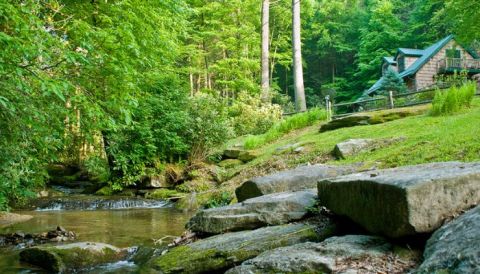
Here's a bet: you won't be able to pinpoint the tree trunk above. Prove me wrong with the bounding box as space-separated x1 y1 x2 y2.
261 0 270 102
292 0 306 112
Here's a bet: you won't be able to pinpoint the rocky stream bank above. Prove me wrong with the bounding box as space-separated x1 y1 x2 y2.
9 161 480 273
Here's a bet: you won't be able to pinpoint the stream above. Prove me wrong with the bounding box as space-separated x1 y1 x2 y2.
0 195 193 273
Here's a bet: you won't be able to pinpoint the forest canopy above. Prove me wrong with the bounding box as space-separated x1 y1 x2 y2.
0 0 478 209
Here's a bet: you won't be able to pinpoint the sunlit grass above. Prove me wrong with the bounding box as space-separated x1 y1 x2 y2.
243 108 327 149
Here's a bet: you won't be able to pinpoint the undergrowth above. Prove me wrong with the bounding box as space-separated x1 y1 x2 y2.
431 82 476 116
244 108 327 149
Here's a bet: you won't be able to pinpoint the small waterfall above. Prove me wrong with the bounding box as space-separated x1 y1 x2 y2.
35 197 171 211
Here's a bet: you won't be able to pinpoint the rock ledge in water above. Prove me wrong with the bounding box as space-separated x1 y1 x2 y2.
20 242 127 273
187 190 317 234
318 161 480 237
148 221 335 274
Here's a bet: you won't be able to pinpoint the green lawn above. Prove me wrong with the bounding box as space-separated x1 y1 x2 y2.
222 98 480 188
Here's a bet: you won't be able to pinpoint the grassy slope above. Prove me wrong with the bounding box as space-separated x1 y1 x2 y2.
218 98 480 194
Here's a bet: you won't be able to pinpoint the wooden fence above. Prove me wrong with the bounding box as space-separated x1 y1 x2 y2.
329 87 480 119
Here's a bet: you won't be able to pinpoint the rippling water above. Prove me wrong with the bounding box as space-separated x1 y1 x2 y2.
0 206 192 273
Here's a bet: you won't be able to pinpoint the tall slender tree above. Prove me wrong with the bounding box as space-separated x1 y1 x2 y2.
261 0 270 102
292 0 307 111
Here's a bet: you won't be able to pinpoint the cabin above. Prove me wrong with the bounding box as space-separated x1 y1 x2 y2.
364 35 480 96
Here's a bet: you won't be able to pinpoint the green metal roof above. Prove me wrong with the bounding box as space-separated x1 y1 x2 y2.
396 48 425 58
383 57 396 64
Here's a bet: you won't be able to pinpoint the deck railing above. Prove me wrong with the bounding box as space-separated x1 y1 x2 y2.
438 58 480 71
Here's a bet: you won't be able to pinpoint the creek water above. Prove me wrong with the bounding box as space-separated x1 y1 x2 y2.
0 197 192 273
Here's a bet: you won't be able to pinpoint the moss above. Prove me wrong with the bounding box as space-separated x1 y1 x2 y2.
95 186 115 196
175 179 216 193
218 159 244 168
50 246 124 269
150 246 229 274
149 224 325 274
20 248 65 272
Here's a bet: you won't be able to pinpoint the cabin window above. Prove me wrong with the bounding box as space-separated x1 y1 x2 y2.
446 47 461 59
398 56 405 72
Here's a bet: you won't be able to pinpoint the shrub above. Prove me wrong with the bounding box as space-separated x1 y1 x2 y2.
379 68 407 95
187 94 234 162
431 82 476 116
229 93 282 136
244 108 327 149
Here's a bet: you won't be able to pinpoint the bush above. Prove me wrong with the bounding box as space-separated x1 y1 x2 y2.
431 82 476 116
229 93 282 136
187 94 234 162
244 108 328 149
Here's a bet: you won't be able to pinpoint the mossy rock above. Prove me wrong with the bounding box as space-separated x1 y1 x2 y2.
218 159 244 168
176 179 216 193
147 223 334 273
19 242 127 272
145 189 184 200
95 186 115 196
237 151 260 162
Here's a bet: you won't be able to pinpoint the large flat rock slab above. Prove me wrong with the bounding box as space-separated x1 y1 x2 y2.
318 162 480 237
236 164 358 202
187 190 317 234
416 205 480 274
333 137 405 159
147 221 336 274
19 242 127 272
320 106 428 132
226 235 419 274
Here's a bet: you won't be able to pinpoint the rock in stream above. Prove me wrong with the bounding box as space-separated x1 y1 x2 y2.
19 242 128 273
146 220 336 274
187 190 317 234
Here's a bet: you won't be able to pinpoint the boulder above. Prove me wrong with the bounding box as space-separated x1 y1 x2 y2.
142 174 171 188
223 148 243 159
0 212 33 228
317 161 480 238
236 164 358 202
333 138 377 159
187 190 317 234
19 242 128 272
416 206 480 274
333 137 405 159
320 115 371 132
274 143 302 154
147 222 335 274
223 149 259 162
226 235 419 274
237 150 260 162
320 106 427 132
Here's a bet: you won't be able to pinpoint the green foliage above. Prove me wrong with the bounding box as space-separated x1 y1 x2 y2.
443 0 480 43
244 108 327 149
379 68 407 95
431 83 477 116
229 93 282 136
187 94 234 162
203 191 233 209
